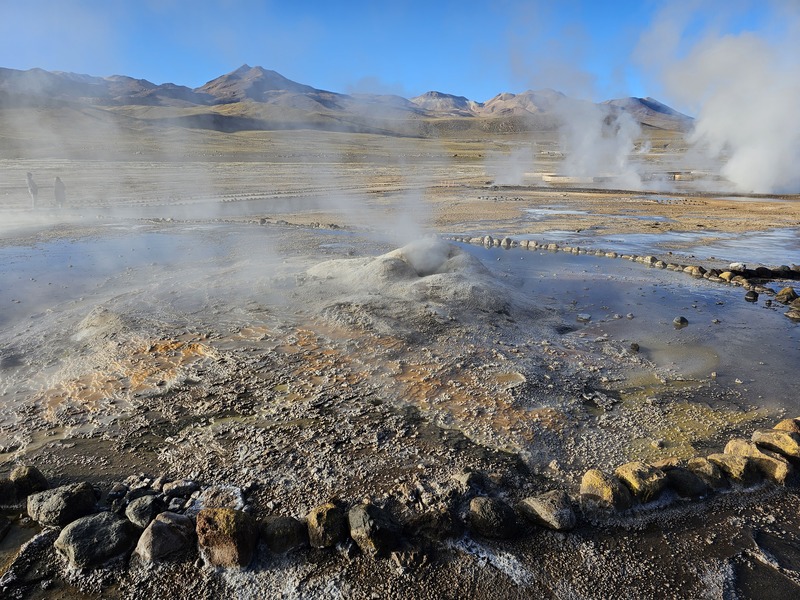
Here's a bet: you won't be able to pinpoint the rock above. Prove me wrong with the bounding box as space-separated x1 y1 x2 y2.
614 461 667 502
10 466 48 499
197 485 244 510
752 429 800 460
686 457 729 490
0 479 18 506
306 503 347 549
785 308 800 321
774 418 800 435
576 313 592 323
775 287 798 304
468 497 518 539
125 494 165 529
406 508 463 543
107 483 128 501
54 512 138 569
664 467 712 499
347 503 402 557
134 512 196 564
162 479 200 498
518 490 576 531
196 508 258 568
729 262 746 271
580 469 634 512
261 516 308 554
673 316 688 328
684 265 706 277
27 482 97 527
707 453 761 486
724 438 794 484
744 290 759 302
630 343 640 352
719 271 734 282
452 469 492 495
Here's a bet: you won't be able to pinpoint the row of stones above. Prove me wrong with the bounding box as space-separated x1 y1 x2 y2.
579 417 800 514
444 234 800 321
0 466 574 573
3 418 800 574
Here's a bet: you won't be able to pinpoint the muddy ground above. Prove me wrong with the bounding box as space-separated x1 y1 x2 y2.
1 130 800 598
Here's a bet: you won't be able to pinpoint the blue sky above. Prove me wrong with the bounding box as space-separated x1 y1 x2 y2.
0 0 789 110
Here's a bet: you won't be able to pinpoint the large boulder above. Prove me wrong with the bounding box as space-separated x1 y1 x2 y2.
306 503 347 549
196 508 258 568
260 516 308 554
125 495 165 529
468 497 518 539
347 503 402 557
54 512 138 569
725 438 794 484
707 454 761 486
580 469 634 513
0 479 17 506
10 466 48 499
518 490 576 531
686 457 729 490
614 462 667 503
27 482 97 527
752 429 800 460
134 512 196 564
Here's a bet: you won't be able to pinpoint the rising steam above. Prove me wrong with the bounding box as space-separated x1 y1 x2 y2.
638 2 800 194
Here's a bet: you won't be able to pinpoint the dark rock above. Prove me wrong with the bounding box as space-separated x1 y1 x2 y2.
107 483 128 501
452 469 493 495
10 466 48 499
614 461 667 503
306 502 347 549
54 511 138 569
125 488 157 502
467 496 518 539
0 479 17 506
664 467 712 499
261 516 308 554
518 490 576 531
162 479 200 498
0 514 11 542
744 290 759 302
687 457 729 490
673 316 689 328
134 512 196 564
406 507 463 543
196 508 258 568
27 482 96 527
125 494 165 529
580 469 634 512
347 503 402 557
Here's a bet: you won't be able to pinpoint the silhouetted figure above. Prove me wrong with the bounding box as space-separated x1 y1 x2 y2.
54 176 66 208
26 172 38 208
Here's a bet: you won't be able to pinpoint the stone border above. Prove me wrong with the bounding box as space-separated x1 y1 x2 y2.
443 234 800 320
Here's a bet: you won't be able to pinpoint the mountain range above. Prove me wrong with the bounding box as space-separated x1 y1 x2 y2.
0 64 693 136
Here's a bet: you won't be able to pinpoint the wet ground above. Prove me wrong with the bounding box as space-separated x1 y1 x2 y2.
1 175 800 597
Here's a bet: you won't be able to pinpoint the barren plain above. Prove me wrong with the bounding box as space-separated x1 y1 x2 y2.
1 124 800 599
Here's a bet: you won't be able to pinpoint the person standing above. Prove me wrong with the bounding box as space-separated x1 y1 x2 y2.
54 176 66 208
26 172 38 208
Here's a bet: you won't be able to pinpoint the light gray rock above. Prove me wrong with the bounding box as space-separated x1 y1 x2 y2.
54 512 138 569
134 511 196 564
518 490 576 531
125 495 165 529
27 482 96 527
